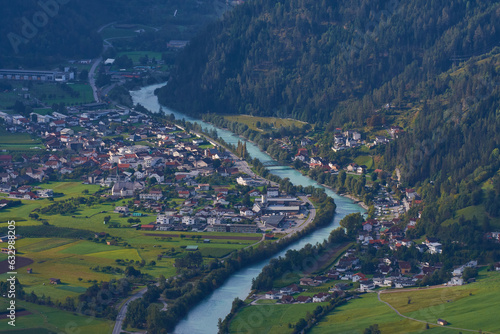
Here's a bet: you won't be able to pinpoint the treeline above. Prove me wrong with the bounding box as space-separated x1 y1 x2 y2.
217 297 245 334
123 193 337 333
252 213 355 291
0 225 94 239
36 195 112 215
308 168 378 205
0 275 134 319
290 298 348 334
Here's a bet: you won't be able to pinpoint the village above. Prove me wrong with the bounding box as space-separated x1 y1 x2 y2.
0 104 315 237
255 219 500 306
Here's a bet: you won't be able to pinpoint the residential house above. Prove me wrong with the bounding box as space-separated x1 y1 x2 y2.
265 291 280 300
399 261 411 274
312 293 330 303
140 190 163 201
114 206 129 214
359 279 375 291
296 296 312 303
281 295 294 304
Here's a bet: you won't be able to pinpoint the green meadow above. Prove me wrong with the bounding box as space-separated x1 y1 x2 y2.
0 182 261 302
224 115 309 132
0 82 94 109
0 131 44 151
230 302 329 334
311 270 500 333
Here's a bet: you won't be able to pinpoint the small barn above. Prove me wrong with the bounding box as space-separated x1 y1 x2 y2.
437 319 448 326
50 278 61 284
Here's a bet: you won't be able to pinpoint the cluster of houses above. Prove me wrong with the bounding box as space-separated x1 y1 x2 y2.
331 130 363 152
0 105 311 235
143 187 308 233
6 186 53 200
485 231 500 243
448 261 478 286
264 283 345 304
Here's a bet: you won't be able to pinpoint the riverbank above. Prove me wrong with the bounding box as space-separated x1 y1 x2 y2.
333 192 369 211
130 83 365 334
208 120 371 213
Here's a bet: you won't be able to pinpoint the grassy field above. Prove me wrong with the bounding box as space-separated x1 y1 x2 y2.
0 299 113 333
230 302 328 334
0 131 44 151
0 81 94 109
442 204 500 229
312 270 500 333
100 25 157 40
117 51 164 64
354 155 374 170
311 293 423 334
224 115 309 132
0 182 260 301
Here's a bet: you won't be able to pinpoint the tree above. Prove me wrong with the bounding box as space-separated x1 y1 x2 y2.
79 69 89 81
463 267 478 281
339 213 364 238
367 205 376 219
364 324 381 334
125 266 141 277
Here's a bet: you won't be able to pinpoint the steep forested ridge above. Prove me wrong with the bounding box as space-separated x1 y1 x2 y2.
158 0 500 125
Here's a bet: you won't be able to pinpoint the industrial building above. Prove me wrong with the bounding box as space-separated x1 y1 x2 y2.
0 69 73 82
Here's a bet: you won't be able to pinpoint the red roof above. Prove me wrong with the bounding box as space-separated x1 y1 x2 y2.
353 272 366 279
0 155 12 161
141 224 156 230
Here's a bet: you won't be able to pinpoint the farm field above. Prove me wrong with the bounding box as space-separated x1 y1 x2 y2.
224 115 309 132
229 302 329 334
0 299 113 333
0 131 44 151
117 51 164 64
311 270 500 333
0 81 94 109
0 182 262 301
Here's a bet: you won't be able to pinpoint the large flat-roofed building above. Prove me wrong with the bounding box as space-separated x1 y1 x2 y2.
0 69 70 82
208 224 258 233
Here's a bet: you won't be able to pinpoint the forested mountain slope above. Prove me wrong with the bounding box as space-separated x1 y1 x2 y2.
158 0 500 125
159 0 500 249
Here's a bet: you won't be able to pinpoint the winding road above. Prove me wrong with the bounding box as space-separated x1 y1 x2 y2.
112 285 149 334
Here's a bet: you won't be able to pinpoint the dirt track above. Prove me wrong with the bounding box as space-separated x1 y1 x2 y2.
144 233 261 241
